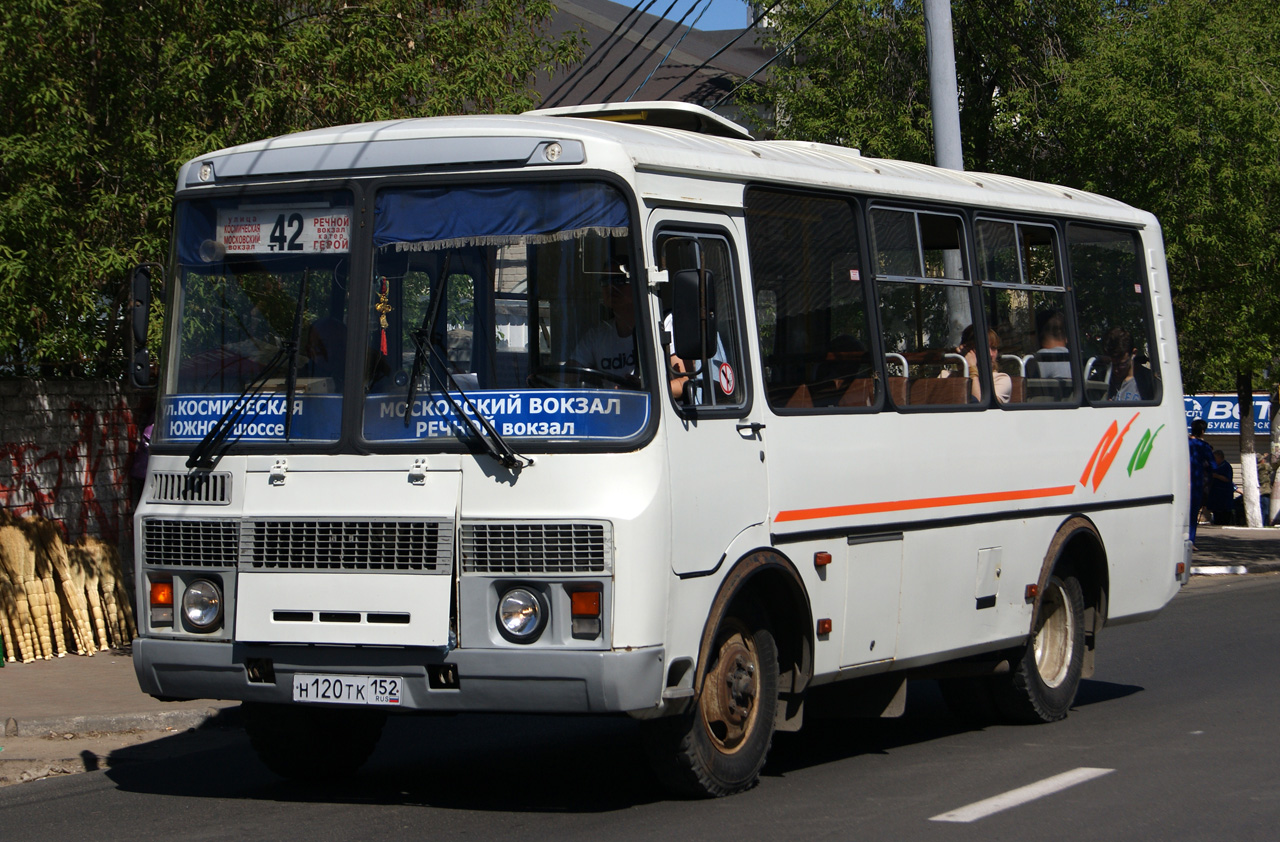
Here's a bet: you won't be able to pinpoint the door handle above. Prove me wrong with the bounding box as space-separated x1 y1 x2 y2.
735 422 766 438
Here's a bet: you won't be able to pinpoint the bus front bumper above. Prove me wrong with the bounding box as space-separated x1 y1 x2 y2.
133 637 666 715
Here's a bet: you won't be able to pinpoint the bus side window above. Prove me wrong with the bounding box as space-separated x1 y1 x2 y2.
1068 225 1161 404
743 189 875 410
975 218 1075 405
870 207 977 407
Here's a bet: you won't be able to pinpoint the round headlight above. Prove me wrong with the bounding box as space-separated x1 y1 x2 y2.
496 587 547 643
182 578 223 630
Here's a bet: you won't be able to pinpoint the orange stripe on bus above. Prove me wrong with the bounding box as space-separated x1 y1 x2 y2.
773 485 1078 523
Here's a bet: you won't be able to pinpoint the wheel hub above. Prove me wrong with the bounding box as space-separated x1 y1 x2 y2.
701 625 761 753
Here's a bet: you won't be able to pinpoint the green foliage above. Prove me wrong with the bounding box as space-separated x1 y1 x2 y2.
0 0 581 376
1050 0 1280 390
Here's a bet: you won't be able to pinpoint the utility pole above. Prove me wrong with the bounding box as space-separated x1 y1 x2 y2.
924 0 967 342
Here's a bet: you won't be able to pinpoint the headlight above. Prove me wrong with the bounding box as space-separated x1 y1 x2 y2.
496 587 547 643
182 578 223 630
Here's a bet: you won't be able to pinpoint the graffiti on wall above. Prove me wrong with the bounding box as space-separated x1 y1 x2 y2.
0 397 139 545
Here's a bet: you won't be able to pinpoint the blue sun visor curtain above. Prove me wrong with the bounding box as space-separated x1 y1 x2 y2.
373 182 630 251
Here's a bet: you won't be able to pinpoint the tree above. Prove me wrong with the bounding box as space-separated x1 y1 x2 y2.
0 0 581 377
743 0 1099 175
1051 0 1280 525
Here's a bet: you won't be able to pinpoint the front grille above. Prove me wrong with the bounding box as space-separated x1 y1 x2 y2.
244 520 450 572
142 518 240 566
461 521 611 574
141 517 452 573
149 471 232 505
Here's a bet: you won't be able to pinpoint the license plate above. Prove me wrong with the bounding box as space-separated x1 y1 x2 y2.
292 673 402 706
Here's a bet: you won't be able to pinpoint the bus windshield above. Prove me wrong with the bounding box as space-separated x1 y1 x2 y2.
158 189 353 449
361 181 648 445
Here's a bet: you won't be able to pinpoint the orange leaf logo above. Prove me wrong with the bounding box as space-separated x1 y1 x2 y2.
1080 413 1140 491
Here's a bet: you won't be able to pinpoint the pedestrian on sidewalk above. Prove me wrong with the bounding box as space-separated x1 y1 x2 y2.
1188 419 1213 543
1208 449 1235 525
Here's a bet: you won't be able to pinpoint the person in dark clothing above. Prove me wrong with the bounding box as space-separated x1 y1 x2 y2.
1207 449 1235 525
1188 418 1214 543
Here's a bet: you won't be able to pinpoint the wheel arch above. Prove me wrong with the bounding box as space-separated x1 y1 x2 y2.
695 548 813 731
1037 515 1109 678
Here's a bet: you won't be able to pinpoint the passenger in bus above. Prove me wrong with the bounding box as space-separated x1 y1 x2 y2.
940 324 1011 404
664 311 729 404
1103 326 1155 401
568 267 639 384
1027 310 1071 378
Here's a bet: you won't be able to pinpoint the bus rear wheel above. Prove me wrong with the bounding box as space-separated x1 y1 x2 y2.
992 573 1085 723
644 611 779 797
243 702 387 782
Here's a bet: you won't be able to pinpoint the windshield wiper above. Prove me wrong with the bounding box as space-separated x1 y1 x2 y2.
401 260 531 471
186 274 310 470
409 330 533 471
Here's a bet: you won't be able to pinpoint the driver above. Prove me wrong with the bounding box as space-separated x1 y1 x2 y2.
568 265 638 382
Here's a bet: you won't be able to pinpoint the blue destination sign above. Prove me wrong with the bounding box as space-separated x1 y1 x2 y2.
158 390 651 444
1184 394 1271 435
363 389 650 442
160 394 342 443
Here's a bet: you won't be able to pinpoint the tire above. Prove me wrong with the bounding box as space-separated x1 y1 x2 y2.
243 702 387 782
644 611 779 797
992 573 1086 724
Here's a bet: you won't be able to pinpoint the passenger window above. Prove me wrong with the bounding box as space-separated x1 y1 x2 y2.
743 189 875 410
871 208 978 406
975 219 1074 405
1068 225 1161 404
656 233 746 409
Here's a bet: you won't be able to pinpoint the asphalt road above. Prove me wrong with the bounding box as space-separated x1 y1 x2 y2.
2 573 1277 841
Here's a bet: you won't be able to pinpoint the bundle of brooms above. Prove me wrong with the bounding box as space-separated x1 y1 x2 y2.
0 511 136 663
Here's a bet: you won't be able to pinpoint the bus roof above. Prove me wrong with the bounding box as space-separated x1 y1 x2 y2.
178 103 1145 225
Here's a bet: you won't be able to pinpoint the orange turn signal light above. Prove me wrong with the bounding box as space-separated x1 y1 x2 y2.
814 551 832 568
1025 584 1039 603
570 590 601 617
150 581 174 606
816 618 832 635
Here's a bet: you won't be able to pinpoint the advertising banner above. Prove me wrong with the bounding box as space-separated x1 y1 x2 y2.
1184 394 1271 435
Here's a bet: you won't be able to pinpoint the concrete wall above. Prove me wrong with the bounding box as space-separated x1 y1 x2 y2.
0 379 149 556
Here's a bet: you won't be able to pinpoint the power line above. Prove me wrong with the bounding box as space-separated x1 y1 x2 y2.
544 0 656 108
710 0 845 112
574 0 682 105
655 0 785 101
624 0 714 102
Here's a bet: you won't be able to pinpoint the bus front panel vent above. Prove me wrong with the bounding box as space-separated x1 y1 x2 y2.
460 521 612 575
243 519 453 574
149 471 232 505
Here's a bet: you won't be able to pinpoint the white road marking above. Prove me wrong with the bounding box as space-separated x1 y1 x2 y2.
930 767 1115 823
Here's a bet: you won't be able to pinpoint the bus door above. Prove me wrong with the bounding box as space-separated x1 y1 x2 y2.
651 217 769 576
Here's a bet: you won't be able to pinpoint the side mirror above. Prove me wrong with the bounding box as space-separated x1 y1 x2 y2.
671 268 715 360
128 264 158 389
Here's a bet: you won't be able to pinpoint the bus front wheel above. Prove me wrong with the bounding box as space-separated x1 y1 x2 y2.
993 573 1085 723
644 610 779 797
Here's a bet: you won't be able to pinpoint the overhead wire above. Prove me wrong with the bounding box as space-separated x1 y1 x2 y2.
574 0 682 105
623 0 714 103
544 0 656 108
654 0 785 102
709 0 845 112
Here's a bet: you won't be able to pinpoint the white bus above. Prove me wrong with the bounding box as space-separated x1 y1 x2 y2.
131 102 1189 796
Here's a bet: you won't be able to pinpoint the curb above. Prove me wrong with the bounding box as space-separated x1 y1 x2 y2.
1190 565 1250 576
4 704 242 738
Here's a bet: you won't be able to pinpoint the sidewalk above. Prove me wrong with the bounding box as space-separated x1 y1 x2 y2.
1 647 237 737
